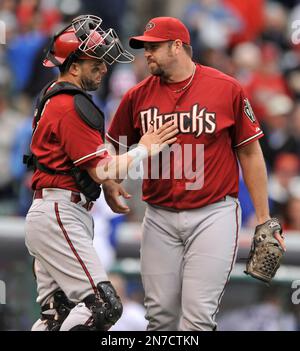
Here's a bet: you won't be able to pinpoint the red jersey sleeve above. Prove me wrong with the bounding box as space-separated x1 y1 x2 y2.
58 104 109 168
232 86 263 148
106 91 140 150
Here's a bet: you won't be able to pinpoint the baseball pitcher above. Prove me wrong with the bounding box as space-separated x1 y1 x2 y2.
104 17 286 331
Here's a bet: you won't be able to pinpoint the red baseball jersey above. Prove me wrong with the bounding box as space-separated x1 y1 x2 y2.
31 83 110 192
107 64 263 209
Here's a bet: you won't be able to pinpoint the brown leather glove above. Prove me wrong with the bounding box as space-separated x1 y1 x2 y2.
244 218 285 284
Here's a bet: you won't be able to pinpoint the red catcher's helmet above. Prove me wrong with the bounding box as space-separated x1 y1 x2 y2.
43 15 134 67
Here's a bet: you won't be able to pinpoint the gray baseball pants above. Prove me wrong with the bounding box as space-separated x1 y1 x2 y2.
25 188 107 330
141 196 241 331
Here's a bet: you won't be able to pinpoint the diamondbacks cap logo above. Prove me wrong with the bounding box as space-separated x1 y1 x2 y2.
244 98 256 123
145 22 155 32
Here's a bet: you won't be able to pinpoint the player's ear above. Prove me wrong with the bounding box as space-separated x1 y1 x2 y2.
173 39 183 54
69 61 82 77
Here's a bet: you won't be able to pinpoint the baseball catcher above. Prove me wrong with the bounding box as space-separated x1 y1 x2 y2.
245 218 286 284
24 13 179 331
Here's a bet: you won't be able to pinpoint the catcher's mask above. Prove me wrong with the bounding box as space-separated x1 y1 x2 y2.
43 14 134 67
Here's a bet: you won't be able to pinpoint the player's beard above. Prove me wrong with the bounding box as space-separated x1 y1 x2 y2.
149 64 169 80
148 48 173 79
152 67 165 77
148 57 174 81
80 76 100 91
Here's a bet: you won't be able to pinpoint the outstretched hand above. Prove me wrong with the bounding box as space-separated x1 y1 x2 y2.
139 121 179 156
102 180 132 214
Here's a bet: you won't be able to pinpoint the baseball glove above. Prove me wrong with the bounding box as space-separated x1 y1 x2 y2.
244 218 285 284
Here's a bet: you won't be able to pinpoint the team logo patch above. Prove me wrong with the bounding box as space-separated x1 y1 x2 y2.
244 98 256 123
145 22 155 32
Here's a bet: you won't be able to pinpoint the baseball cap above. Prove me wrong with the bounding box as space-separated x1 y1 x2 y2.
129 17 190 49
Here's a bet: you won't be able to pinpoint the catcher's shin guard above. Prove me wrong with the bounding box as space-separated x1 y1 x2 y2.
40 290 75 331
63 281 123 331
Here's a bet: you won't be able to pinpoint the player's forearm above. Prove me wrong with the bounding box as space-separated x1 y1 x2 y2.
103 148 124 184
97 153 137 181
89 122 178 183
237 141 270 224
88 146 147 183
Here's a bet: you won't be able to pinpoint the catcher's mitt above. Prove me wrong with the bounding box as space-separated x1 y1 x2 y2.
244 218 285 284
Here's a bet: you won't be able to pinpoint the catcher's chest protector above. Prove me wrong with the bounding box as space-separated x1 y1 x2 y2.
34 81 105 138
24 81 105 201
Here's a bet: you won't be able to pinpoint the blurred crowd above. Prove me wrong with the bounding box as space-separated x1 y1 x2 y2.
218 284 300 331
0 0 300 331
